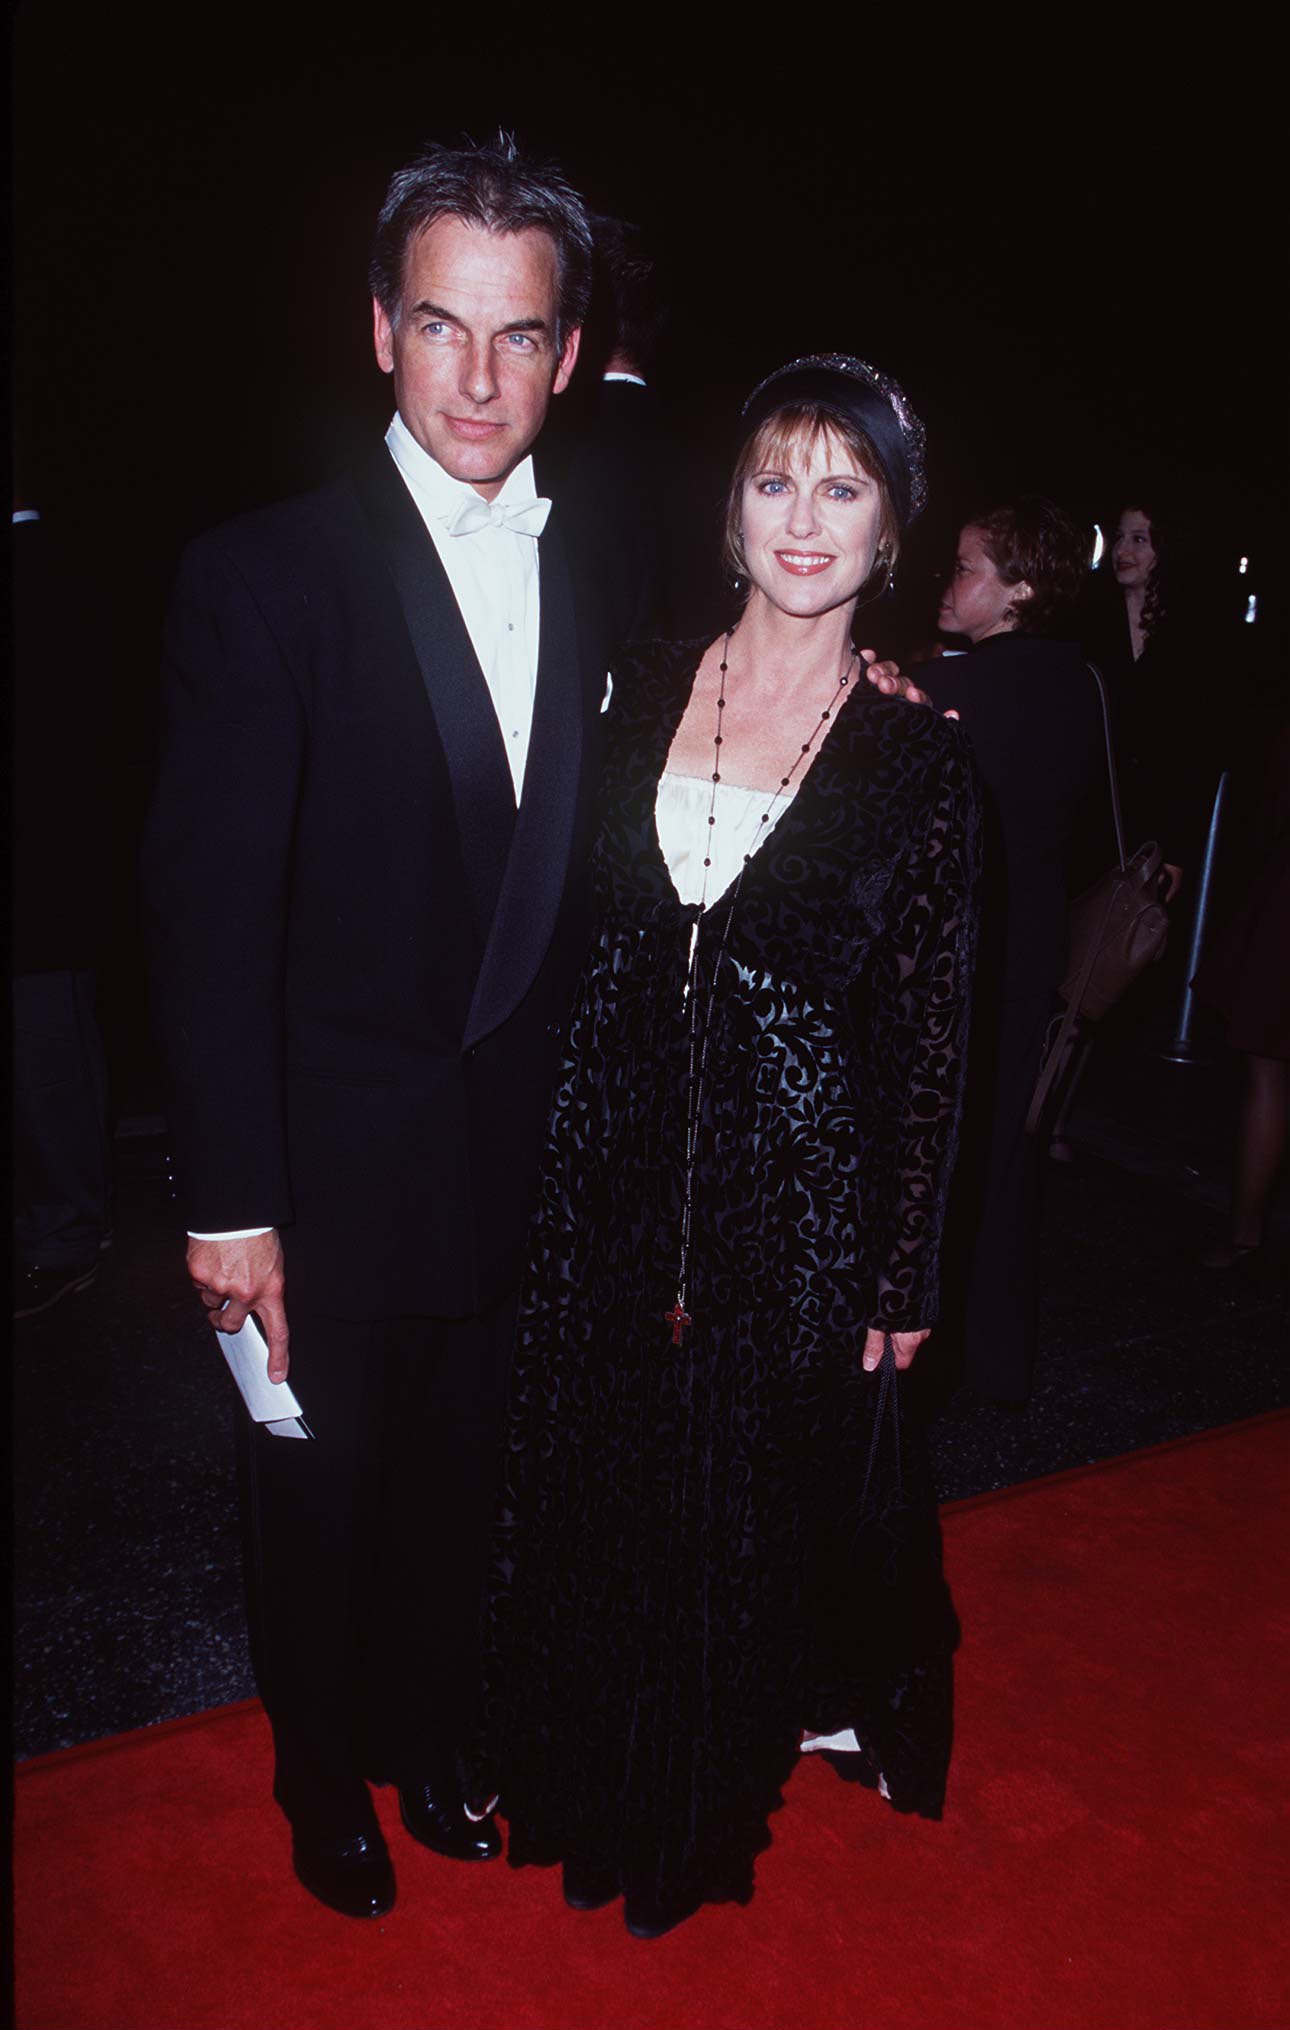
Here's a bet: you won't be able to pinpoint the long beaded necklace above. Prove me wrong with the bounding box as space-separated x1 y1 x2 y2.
665 628 856 1346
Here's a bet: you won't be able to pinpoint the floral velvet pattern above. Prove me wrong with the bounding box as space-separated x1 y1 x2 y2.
478 637 982 1914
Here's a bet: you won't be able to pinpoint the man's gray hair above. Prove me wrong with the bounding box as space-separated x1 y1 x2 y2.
369 132 594 345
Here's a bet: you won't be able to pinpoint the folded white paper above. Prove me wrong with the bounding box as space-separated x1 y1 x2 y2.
217 1314 311 1438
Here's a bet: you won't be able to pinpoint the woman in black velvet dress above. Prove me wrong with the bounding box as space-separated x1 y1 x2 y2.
478 357 981 1938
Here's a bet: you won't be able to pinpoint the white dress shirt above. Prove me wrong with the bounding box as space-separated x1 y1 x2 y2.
189 418 548 1245
385 411 546 803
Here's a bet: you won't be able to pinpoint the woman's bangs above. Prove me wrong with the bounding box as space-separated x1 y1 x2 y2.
747 404 878 482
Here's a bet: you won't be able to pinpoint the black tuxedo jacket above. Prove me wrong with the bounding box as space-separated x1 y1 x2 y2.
142 443 616 1320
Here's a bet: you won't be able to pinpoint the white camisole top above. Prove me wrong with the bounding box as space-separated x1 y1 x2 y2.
655 770 800 909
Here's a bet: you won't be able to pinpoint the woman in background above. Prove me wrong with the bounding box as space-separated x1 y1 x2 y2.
1093 501 1188 902
922 499 1101 1401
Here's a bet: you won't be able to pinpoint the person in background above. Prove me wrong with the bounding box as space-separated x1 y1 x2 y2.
12 504 114 1319
1191 716 1290 1271
543 211 667 640
1084 496 1227 907
545 209 719 640
1095 501 1183 901
1057 494 1242 1164
921 498 1102 1402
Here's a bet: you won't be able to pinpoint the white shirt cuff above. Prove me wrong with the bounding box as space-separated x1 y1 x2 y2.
188 1227 274 1241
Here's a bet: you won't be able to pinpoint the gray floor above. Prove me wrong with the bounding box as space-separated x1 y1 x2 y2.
13 1034 1288 1762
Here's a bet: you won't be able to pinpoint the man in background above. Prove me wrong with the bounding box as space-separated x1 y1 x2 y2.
13 503 113 1319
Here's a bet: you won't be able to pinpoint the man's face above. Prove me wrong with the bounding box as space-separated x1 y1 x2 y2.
373 214 580 499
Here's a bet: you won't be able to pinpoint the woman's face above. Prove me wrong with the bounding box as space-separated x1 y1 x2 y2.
1111 508 1157 590
938 525 1027 643
739 428 884 620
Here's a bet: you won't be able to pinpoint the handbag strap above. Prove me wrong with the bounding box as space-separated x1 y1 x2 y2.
1027 665 1144 1138
1023 876 1117 1136
859 1332 903 1511
1025 998 1083 1136
1087 659 1128 872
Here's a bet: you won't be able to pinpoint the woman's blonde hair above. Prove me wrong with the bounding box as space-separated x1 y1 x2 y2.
723 401 900 597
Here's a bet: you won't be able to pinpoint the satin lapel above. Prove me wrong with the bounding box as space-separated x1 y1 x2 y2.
351 446 515 947
465 507 584 1048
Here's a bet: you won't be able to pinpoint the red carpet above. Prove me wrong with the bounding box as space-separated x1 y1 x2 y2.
15 1413 1290 2030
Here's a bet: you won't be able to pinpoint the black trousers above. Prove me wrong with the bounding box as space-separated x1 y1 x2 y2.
238 1294 516 1840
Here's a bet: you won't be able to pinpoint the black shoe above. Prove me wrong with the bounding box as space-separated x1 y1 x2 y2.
624 1890 702 1940
13 1260 99 1320
292 1828 395 1919
398 1784 502 1861
563 1858 619 1911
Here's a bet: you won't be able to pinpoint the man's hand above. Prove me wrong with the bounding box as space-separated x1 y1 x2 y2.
1162 862 1183 905
862 1325 930 1372
859 650 957 719
188 1230 290 1383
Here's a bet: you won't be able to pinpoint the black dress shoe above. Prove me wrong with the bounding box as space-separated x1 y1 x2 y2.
292 1829 395 1919
398 1784 502 1861
562 1858 619 1911
624 1889 702 1940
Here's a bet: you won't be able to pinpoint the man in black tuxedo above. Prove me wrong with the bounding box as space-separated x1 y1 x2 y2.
142 138 619 1919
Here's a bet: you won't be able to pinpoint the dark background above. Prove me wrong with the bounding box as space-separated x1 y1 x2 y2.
12 6 1284 1103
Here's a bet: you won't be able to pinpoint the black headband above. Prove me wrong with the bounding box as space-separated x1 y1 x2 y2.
741 353 927 528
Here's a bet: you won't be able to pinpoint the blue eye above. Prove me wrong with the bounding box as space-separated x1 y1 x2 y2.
757 477 788 495
827 484 858 501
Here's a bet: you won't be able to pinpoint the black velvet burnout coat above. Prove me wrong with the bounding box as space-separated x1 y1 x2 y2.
483 639 983 1911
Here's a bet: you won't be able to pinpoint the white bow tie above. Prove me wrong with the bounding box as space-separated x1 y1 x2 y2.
446 494 551 539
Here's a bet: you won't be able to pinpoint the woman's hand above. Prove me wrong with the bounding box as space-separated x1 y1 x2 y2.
862 1325 930 1371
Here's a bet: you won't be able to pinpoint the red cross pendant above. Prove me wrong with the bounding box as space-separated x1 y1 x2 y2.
665 1298 692 1346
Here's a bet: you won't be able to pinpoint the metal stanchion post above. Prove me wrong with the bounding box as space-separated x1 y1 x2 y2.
1160 771 1230 1065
